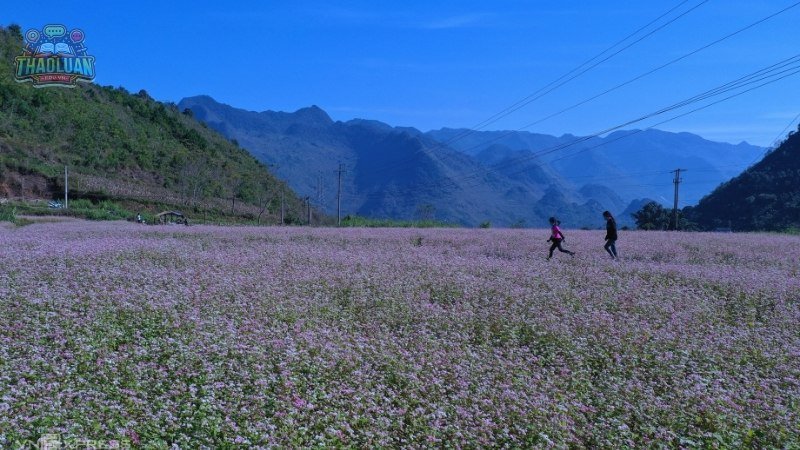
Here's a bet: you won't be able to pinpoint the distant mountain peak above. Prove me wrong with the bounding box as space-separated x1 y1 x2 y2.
294 105 333 126
185 94 216 102
180 96 333 126
345 118 395 133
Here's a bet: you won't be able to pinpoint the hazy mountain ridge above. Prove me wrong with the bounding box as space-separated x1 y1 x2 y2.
180 96 616 227
427 127 765 207
179 95 766 228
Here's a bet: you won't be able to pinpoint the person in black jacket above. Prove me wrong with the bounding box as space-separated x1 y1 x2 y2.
602 211 618 259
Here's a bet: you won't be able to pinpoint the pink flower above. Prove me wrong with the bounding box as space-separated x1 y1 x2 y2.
126 429 140 445
292 395 308 409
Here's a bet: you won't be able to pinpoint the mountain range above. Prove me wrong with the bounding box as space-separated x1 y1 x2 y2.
179 95 764 228
3 21 794 232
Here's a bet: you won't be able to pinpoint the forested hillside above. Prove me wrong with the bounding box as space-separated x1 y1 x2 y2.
686 126 800 231
0 25 306 222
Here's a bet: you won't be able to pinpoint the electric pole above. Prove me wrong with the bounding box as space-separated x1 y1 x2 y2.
336 164 346 226
671 169 685 231
280 187 285 225
266 163 280 225
64 166 68 209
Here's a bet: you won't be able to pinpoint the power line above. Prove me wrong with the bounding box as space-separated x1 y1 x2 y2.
769 110 800 148
346 53 800 202
543 55 800 167
546 163 753 184
445 0 708 138
745 109 800 166
451 53 800 187
363 0 710 176
488 82 796 194
461 70 800 191
452 0 800 158
360 0 800 182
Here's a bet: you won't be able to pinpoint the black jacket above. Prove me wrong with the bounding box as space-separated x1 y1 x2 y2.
605 218 618 241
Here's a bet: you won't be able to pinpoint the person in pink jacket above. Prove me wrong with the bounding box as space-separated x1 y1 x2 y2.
547 216 575 259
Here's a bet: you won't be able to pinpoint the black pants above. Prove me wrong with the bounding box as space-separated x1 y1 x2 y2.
604 239 618 258
548 238 573 257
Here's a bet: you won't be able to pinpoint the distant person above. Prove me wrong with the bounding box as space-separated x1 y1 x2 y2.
136 213 142 224
603 211 619 260
547 216 575 259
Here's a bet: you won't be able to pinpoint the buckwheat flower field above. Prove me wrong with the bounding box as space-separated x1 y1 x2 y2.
1 221 799 448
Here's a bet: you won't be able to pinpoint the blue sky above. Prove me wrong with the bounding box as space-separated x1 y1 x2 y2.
4 0 800 146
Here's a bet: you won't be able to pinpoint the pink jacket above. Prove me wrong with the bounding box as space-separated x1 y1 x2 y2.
550 224 564 239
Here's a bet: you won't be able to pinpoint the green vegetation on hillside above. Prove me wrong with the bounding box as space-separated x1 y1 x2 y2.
340 214 457 228
684 126 800 232
0 24 309 224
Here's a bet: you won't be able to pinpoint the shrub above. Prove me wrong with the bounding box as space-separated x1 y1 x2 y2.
0 205 16 222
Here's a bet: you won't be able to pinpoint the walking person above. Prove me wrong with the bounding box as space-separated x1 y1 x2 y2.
603 211 619 260
547 217 575 259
